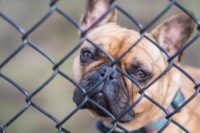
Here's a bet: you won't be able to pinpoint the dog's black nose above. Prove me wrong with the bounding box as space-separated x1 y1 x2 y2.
99 65 118 80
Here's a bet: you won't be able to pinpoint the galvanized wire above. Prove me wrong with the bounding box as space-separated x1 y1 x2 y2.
0 0 200 133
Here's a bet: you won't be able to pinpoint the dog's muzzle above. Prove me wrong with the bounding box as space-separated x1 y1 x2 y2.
73 64 135 122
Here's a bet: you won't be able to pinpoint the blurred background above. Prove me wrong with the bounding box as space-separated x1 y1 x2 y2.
0 0 200 133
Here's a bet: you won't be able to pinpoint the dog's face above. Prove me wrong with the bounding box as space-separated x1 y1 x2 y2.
73 0 195 130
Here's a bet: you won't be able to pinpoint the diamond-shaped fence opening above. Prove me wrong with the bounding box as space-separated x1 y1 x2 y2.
1 45 54 91
0 78 25 123
0 0 200 133
0 19 22 63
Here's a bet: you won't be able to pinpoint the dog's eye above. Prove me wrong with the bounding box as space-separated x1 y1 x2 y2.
82 49 93 59
80 48 97 64
135 70 147 79
127 67 150 82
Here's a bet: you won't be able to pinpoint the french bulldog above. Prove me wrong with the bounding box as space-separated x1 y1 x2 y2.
72 0 200 132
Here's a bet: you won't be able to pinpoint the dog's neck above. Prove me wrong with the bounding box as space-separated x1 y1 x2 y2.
96 89 185 133
141 89 185 133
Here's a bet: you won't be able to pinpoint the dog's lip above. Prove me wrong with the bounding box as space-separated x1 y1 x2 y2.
117 108 136 123
88 92 135 122
74 90 135 122
88 92 110 116
92 108 136 123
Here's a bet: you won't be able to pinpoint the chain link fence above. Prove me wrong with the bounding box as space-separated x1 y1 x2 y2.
0 0 200 133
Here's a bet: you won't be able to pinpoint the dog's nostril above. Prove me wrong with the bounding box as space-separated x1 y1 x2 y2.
99 65 109 77
99 65 119 80
110 71 118 79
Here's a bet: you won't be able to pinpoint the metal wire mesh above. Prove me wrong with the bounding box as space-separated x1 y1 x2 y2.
0 0 200 133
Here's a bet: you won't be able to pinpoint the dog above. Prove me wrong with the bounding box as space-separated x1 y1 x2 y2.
72 0 200 132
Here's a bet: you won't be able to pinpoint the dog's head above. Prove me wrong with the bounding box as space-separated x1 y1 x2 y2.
73 0 195 130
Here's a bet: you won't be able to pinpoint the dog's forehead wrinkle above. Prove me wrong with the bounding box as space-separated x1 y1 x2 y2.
87 28 132 59
124 47 165 70
81 42 96 50
125 58 145 69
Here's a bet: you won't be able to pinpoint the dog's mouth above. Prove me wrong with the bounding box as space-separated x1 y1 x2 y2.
74 90 135 123
88 92 110 116
88 92 135 123
73 68 135 123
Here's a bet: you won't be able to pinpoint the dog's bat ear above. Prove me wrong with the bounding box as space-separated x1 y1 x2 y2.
80 0 117 36
151 12 195 61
